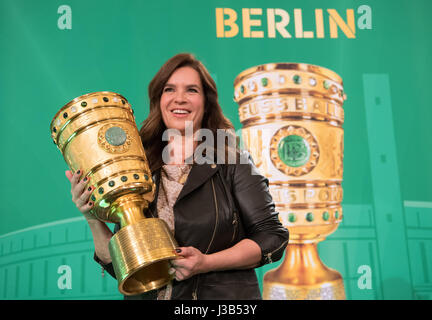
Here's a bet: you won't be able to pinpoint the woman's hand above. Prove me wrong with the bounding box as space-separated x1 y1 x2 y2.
169 247 209 281
169 240 261 281
65 169 96 220
65 170 113 264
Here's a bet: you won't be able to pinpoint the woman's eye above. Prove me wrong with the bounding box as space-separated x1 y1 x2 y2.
188 88 198 93
163 87 174 92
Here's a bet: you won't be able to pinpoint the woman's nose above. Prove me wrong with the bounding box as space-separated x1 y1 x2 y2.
174 90 187 104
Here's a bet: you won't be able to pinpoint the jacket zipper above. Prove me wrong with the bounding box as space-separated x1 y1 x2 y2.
265 239 289 264
192 177 219 300
206 178 219 254
230 211 238 244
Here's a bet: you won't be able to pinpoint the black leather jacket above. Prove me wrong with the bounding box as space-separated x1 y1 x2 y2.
96 151 289 300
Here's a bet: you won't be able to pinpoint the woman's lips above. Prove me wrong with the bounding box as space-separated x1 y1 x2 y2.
171 109 191 118
171 112 190 118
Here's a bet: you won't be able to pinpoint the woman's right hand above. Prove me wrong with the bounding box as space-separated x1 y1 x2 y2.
66 170 113 264
65 169 97 220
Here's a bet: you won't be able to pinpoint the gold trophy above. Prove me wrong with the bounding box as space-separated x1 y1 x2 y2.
234 63 346 299
50 91 178 295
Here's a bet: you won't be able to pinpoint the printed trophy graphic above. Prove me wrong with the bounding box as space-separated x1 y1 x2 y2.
50 91 178 295
234 63 346 299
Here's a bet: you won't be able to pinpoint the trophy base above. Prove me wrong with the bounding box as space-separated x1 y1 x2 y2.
263 278 346 300
109 218 178 295
262 243 346 300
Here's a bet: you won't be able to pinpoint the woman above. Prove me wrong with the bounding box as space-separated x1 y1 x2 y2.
66 53 289 300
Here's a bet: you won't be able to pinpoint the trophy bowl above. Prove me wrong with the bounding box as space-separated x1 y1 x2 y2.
50 91 178 295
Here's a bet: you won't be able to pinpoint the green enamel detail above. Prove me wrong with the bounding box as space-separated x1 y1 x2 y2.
306 212 314 222
322 211 330 221
288 213 297 223
105 126 127 146
293 75 302 84
278 135 311 167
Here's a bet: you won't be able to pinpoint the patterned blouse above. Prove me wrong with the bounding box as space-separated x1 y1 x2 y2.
156 164 192 300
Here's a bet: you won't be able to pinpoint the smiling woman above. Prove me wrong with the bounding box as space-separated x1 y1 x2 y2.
140 53 235 171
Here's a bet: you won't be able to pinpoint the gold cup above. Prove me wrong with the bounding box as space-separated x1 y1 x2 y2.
50 91 178 295
234 63 346 299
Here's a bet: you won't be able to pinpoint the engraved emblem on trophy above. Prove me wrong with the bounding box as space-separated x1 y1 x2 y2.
50 92 178 295
234 64 347 299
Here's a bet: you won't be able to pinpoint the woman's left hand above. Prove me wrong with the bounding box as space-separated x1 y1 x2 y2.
169 247 208 281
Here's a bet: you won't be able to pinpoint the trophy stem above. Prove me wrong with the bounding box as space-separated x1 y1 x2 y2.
109 194 147 227
263 242 346 300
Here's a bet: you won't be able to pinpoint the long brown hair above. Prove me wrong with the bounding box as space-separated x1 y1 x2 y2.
139 53 237 172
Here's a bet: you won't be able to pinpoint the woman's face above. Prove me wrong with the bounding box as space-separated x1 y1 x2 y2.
160 66 205 135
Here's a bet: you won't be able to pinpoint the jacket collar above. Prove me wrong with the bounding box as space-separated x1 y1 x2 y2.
151 163 219 207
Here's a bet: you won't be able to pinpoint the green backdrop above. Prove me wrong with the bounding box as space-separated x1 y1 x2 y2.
1 0 431 300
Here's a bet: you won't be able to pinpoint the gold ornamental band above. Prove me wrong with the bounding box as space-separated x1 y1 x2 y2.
277 206 343 234
234 63 343 86
241 122 344 181
239 95 344 127
58 115 135 153
50 91 130 132
269 183 342 205
263 278 346 300
233 63 346 106
85 155 147 179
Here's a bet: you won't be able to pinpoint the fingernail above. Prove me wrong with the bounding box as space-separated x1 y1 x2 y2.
88 202 93 206
175 249 181 253
88 187 92 191
83 177 88 182
77 170 81 175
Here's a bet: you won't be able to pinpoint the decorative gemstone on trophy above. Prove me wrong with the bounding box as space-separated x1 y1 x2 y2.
105 126 127 146
98 124 131 154
270 125 320 176
322 211 330 221
278 75 286 84
292 75 301 84
278 135 310 167
288 213 297 223
309 77 317 86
